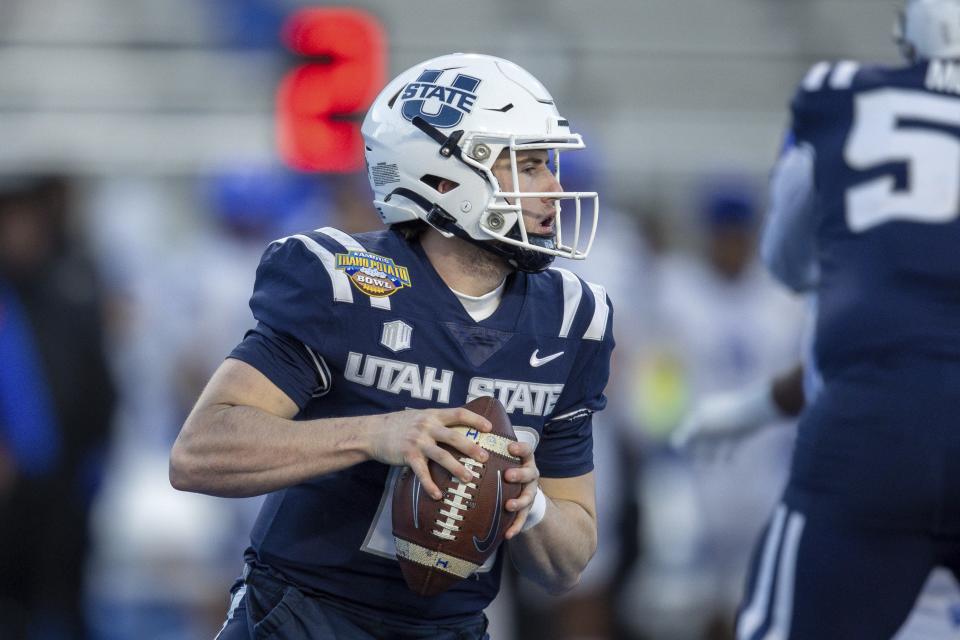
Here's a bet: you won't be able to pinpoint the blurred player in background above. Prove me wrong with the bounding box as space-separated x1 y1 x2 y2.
170 53 614 639
674 1 960 636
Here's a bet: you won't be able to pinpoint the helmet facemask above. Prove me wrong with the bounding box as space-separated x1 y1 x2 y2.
449 134 597 271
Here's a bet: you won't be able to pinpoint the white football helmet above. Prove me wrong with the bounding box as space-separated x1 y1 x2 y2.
896 0 960 60
361 53 598 272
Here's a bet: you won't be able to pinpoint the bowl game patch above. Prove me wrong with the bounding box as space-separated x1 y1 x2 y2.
336 251 412 297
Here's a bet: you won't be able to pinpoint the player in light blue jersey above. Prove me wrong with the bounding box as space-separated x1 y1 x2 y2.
675 2 960 637
169 53 614 639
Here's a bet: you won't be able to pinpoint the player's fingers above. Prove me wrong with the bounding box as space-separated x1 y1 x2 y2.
409 458 442 500
423 443 475 485
507 479 538 511
507 441 533 461
504 511 527 539
436 407 492 432
505 463 537 485
432 426 489 463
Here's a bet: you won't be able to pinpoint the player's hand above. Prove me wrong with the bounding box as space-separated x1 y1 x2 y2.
366 408 492 500
503 440 539 539
670 383 780 455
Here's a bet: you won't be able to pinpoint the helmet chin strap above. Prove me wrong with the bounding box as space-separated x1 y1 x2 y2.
385 187 556 273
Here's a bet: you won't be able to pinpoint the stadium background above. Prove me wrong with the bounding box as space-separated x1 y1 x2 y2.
0 2 942 640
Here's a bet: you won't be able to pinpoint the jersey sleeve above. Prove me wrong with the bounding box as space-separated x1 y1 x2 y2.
760 132 820 292
227 235 338 410
536 289 615 479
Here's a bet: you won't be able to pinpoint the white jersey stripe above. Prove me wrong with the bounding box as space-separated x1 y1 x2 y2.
551 267 583 338
801 61 831 91
317 227 392 310
763 510 806 640
583 282 609 341
213 584 246 640
281 234 354 303
318 226 360 250
738 504 789 639
829 60 860 90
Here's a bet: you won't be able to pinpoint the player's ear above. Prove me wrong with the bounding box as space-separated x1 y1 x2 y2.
437 179 458 194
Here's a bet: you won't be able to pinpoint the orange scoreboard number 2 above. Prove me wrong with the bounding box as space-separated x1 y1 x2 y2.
277 8 387 172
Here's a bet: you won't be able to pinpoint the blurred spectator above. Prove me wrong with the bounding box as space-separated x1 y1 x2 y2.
0 176 115 639
621 179 804 640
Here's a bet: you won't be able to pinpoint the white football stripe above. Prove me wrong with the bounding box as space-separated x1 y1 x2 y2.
449 426 520 461
394 537 480 578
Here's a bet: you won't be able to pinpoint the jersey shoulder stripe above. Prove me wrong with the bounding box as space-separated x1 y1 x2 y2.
547 267 611 341
549 267 583 338
583 281 610 341
829 60 860 89
270 232 354 303
798 60 861 94
316 227 392 310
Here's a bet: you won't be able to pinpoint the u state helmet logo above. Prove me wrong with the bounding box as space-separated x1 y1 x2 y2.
399 69 481 128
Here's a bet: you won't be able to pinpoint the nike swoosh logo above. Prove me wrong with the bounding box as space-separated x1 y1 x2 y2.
473 470 503 554
412 474 421 530
530 349 564 367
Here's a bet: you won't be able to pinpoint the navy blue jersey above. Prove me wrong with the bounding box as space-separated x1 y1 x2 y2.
228 227 614 622
770 60 960 379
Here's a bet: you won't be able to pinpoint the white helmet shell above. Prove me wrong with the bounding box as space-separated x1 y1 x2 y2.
361 53 598 270
897 0 960 60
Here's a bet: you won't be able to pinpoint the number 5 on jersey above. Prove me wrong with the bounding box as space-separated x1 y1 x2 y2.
845 89 960 232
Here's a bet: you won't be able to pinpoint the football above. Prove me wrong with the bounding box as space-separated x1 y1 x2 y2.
392 395 521 596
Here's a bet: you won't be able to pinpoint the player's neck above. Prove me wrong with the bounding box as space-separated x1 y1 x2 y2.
419 229 513 297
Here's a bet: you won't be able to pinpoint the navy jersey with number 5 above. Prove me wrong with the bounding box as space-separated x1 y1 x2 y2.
739 60 960 640
228 226 614 622
763 59 960 380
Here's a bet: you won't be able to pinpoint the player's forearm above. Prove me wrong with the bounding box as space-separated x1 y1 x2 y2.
508 495 598 594
170 403 371 498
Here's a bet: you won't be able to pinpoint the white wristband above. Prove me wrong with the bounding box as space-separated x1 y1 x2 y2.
521 487 547 532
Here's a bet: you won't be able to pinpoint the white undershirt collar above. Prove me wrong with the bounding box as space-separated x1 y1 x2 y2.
450 278 507 322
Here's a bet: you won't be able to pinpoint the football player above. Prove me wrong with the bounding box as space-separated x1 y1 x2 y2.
170 53 614 639
674 360 960 640
674 1 960 637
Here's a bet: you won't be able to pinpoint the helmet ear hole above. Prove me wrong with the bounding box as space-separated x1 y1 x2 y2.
421 175 460 194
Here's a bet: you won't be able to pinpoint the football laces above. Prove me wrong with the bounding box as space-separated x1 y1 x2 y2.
432 458 484 541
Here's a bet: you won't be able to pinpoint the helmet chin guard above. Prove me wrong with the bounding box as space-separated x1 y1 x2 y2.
362 53 599 272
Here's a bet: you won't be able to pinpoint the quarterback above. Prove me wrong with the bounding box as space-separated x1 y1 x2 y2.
170 53 614 639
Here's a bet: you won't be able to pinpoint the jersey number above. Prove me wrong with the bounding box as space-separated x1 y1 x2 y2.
845 89 960 232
